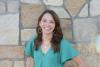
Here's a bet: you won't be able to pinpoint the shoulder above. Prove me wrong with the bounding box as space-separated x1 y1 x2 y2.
29 34 37 42
25 34 37 47
60 38 73 47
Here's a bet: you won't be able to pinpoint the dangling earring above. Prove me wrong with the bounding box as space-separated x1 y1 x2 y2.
38 27 42 33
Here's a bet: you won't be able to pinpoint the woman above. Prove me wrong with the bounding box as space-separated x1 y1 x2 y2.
24 9 85 67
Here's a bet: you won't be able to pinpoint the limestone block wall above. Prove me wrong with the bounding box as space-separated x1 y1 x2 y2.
0 0 100 67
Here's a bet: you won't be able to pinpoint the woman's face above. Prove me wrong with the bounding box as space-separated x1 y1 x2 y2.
39 13 55 35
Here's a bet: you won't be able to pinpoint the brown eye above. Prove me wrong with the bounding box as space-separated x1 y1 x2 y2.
50 21 53 23
43 19 46 23
50 21 55 24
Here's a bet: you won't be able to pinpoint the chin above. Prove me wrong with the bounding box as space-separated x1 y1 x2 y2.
43 31 53 34
44 32 52 34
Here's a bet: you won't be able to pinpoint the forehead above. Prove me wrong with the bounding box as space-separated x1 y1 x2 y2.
42 13 54 20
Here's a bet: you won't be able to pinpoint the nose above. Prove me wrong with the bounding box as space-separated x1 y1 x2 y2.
45 21 51 26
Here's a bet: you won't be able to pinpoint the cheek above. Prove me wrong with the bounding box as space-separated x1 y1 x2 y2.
41 22 45 27
52 24 55 29
39 22 43 28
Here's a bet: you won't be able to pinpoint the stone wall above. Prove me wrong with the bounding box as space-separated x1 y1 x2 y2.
0 0 100 67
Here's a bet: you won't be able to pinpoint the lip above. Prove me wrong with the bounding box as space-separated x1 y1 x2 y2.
44 28 51 31
44 27 51 29
45 27 50 29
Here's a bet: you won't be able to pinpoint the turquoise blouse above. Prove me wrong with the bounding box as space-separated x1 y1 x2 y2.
24 35 79 67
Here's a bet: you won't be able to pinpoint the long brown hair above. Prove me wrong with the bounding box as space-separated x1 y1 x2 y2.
34 9 63 53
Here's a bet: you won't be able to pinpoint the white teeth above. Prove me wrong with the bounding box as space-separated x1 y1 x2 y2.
44 27 48 29
44 27 50 30
45 28 49 29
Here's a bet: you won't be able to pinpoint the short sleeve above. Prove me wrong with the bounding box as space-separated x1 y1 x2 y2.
24 35 36 58
60 39 79 64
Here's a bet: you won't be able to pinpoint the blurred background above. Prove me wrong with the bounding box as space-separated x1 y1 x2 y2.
0 0 100 67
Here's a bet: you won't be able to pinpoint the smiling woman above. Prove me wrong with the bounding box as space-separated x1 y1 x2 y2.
24 9 85 67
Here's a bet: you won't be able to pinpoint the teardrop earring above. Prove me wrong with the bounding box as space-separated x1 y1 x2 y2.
38 27 42 33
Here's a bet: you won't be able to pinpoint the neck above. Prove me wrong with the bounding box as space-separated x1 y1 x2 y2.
42 33 52 42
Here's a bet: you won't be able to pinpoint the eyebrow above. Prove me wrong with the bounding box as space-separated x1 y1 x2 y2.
42 18 55 22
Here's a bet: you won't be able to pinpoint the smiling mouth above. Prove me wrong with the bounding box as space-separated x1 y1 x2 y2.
44 27 51 30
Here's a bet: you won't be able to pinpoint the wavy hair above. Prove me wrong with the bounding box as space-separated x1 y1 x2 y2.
34 9 63 53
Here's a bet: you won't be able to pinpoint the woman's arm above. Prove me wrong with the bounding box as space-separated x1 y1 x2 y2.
72 56 86 67
26 57 34 67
